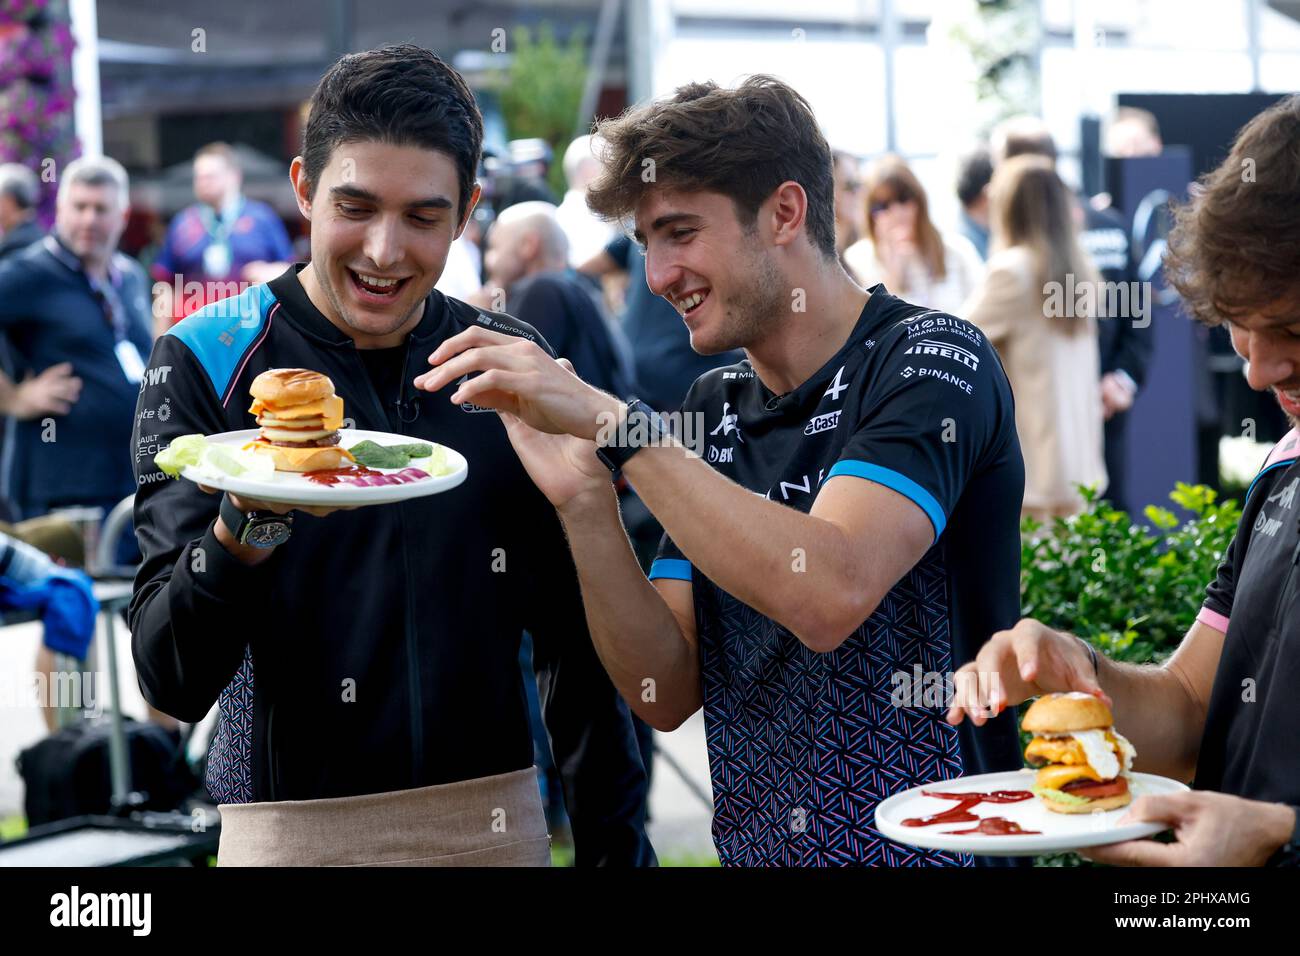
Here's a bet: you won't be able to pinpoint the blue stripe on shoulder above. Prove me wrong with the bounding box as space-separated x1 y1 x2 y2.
648 558 693 582
1244 457 1299 505
166 283 277 400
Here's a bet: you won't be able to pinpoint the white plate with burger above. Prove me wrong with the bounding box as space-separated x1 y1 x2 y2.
873 693 1190 856
154 368 468 506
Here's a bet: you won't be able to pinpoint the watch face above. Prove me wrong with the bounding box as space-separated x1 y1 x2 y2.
245 520 290 549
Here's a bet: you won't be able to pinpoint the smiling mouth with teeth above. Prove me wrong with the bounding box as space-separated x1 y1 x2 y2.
348 268 408 297
676 289 709 316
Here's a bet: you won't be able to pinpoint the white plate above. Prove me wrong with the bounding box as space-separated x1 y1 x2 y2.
177 428 468 506
874 769 1188 857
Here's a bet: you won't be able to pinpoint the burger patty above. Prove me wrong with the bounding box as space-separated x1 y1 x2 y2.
267 432 341 448
1060 776 1129 799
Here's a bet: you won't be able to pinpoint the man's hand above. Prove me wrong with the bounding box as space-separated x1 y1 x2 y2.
198 485 355 566
1083 792 1296 867
946 618 1110 726
414 326 622 439
1101 371 1136 421
7 363 82 419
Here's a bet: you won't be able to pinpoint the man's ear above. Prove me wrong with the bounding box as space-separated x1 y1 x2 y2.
289 157 314 221
769 180 810 250
455 182 483 239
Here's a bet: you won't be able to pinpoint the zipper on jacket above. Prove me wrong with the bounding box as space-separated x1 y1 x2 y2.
349 338 424 786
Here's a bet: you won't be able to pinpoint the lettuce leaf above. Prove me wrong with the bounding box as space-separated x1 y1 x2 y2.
1031 785 1090 806
154 434 207 477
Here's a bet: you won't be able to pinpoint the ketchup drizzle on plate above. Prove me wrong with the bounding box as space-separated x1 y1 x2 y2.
900 789 1034 828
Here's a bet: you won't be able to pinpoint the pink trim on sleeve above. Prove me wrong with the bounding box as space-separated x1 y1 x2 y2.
1197 606 1230 634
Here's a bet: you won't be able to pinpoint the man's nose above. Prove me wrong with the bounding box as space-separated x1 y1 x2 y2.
363 217 403 271
644 249 681 300
1243 337 1296 391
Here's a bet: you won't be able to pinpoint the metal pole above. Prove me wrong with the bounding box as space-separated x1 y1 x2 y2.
68 0 102 157
576 0 620 136
101 605 131 805
881 0 898 153
1246 0 1262 92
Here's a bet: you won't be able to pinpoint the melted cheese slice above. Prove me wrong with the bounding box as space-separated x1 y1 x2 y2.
243 441 356 466
1036 763 1101 789
249 395 344 429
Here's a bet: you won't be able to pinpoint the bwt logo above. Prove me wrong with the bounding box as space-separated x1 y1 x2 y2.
139 366 172 391
50 886 151 936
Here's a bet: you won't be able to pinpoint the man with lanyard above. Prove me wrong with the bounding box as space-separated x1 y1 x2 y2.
415 75 1026 866
0 155 151 528
130 45 652 866
947 95 1300 867
151 142 294 334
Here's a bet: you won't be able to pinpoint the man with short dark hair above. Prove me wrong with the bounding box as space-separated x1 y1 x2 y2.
416 75 1026 866
0 163 44 260
955 147 992 261
130 45 653 867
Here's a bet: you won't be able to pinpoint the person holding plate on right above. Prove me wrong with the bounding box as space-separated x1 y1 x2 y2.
947 95 1300 868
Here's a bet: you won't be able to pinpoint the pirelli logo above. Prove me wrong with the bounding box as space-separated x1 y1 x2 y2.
904 338 980 371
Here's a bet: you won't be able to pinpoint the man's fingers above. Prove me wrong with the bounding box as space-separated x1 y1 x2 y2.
1118 793 1194 826
414 343 534 393
1010 627 1044 683
426 325 522 367
450 369 525 408
1081 837 1180 867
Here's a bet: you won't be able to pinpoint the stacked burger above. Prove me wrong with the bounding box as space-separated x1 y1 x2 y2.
247 368 356 472
1023 692 1137 813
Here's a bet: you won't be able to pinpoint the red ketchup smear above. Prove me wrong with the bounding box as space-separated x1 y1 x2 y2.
901 790 1034 828
946 817 1041 836
303 466 431 487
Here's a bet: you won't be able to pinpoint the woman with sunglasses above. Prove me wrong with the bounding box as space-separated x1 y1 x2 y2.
843 155 983 315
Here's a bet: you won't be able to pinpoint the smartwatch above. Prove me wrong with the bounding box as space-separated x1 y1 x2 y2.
595 398 672 473
219 493 293 549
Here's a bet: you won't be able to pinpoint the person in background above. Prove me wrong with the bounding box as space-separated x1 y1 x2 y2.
150 142 294 334
955 147 993 261
843 154 983 316
0 163 44 260
0 157 165 734
478 198 641 839
1107 106 1164 159
831 149 864 263
993 116 1153 515
556 135 616 268
0 155 150 527
962 154 1107 521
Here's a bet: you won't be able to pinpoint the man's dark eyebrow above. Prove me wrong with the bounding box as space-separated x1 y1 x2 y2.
329 184 453 210
633 212 701 246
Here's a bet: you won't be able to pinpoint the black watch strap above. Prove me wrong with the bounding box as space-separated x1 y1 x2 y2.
1267 806 1300 867
219 493 293 549
595 399 671 473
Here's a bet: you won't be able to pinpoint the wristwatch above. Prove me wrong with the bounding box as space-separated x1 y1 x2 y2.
595 398 672 473
219 493 293 549
1267 805 1300 867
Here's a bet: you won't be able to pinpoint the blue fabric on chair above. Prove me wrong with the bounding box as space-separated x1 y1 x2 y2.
0 567 99 659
